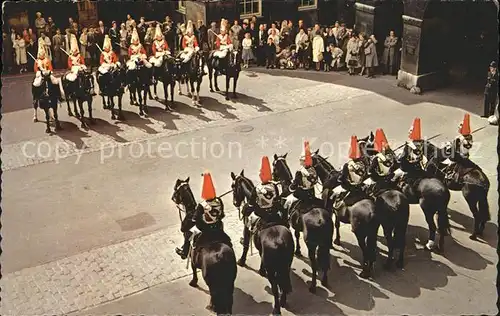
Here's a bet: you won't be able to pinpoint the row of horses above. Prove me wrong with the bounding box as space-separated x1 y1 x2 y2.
31 50 242 134
172 134 490 315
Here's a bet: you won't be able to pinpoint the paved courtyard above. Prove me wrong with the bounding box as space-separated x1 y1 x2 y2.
1 69 497 315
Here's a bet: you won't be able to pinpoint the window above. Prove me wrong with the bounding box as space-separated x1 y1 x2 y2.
240 0 261 19
178 0 186 14
298 0 317 11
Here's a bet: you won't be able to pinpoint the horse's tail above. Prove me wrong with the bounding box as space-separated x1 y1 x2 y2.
477 186 491 222
379 191 410 250
262 228 294 294
206 245 237 315
303 208 334 272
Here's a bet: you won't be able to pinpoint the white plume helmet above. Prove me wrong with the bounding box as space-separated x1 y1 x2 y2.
37 38 46 58
154 24 163 39
103 35 112 51
70 34 79 54
220 18 227 32
130 27 139 44
186 20 194 34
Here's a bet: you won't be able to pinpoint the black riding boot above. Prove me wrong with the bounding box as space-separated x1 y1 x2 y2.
175 231 192 259
238 225 251 266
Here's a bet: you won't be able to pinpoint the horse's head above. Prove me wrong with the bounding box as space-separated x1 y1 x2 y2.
228 50 241 70
230 170 255 208
173 58 184 80
172 177 196 211
358 131 376 157
272 153 293 184
77 70 94 94
403 140 425 164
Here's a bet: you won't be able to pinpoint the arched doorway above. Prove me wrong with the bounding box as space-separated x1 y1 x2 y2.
419 0 498 85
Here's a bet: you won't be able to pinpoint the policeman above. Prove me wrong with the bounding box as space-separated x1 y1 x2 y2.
175 172 226 259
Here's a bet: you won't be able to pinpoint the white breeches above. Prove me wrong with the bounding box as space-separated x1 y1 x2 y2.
180 48 195 63
284 194 298 211
149 52 169 67
245 212 260 230
127 55 152 70
33 71 60 86
98 62 121 75
214 45 232 58
189 226 201 242
392 168 405 181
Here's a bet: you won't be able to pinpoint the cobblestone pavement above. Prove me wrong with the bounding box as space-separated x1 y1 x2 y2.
1 70 497 315
1 72 370 171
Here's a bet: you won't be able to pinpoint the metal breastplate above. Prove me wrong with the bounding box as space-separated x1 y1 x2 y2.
185 36 195 48
37 59 48 70
255 183 277 209
219 35 228 46
201 200 222 224
131 45 141 55
300 167 317 189
375 153 392 176
71 56 81 65
155 40 164 51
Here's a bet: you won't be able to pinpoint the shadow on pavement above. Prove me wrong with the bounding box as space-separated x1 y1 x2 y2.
250 68 486 116
56 121 92 149
143 106 181 131
199 96 238 119
171 101 212 123
89 118 128 143
447 207 498 249
230 92 271 112
115 110 158 135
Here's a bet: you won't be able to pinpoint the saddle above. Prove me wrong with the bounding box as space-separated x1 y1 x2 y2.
191 228 233 252
330 187 370 213
439 158 481 190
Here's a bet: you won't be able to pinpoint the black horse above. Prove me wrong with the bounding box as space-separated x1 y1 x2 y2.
126 60 152 116
309 152 379 278
175 52 204 106
96 65 127 120
62 69 95 128
207 49 241 100
231 170 294 315
355 143 410 270
424 140 490 240
32 71 62 133
171 178 237 315
272 153 333 292
151 55 176 110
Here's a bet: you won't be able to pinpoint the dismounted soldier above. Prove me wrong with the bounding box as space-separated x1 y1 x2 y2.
179 20 199 63
149 24 170 68
175 172 226 259
98 35 120 75
213 18 233 60
127 27 152 70
284 141 322 211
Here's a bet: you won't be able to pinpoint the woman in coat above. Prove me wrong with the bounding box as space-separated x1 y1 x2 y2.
119 23 129 62
382 31 398 75
312 33 324 71
79 28 88 61
364 35 379 78
345 33 359 75
14 34 28 73
357 33 367 75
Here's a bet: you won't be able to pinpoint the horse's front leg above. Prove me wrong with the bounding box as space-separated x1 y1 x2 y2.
169 82 175 109
333 213 341 245
72 97 80 118
423 209 437 252
53 101 62 131
78 99 86 128
196 80 201 105
214 71 220 91
66 97 74 117
117 94 125 120
208 67 214 92
102 95 108 109
178 80 183 95
294 227 302 257
33 99 39 122
153 77 159 100
232 74 238 98
225 75 230 100
142 88 148 116
110 96 117 120
189 80 197 106
138 89 144 116
87 97 95 124
189 261 198 287
43 108 52 134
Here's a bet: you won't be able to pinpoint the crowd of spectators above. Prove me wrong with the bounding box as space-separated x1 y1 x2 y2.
3 11 402 79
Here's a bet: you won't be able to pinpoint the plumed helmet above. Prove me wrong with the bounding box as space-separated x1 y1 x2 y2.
154 24 163 40
130 27 140 44
70 34 79 54
103 35 112 51
186 20 194 35
37 38 46 58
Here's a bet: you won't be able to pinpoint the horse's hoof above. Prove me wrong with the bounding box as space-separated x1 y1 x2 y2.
294 250 302 257
308 286 316 294
469 234 478 241
189 279 198 288
68 112 74 117
210 89 214 93
359 270 370 279
333 239 341 246
205 304 214 312
215 88 220 92
272 308 282 315
45 128 51 134
111 114 116 120
154 96 159 101
33 118 38 122
225 96 230 101
139 112 144 116
395 260 404 269
237 259 246 267
425 240 435 251
258 268 267 277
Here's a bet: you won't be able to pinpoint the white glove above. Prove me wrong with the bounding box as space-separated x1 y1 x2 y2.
195 46 200 52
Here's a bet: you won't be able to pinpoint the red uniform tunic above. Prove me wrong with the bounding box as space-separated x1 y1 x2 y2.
34 58 53 72
100 50 118 65
215 35 232 49
182 36 199 49
68 55 85 69
152 40 169 55
128 44 146 57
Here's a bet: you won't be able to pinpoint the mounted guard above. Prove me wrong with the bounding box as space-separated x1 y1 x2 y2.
98 35 121 75
149 24 170 67
393 117 428 182
127 28 152 70
284 141 322 212
368 129 398 184
175 172 228 259
33 39 60 88
179 20 200 64
213 19 233 60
